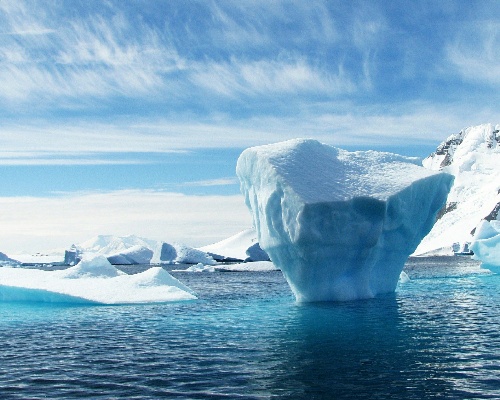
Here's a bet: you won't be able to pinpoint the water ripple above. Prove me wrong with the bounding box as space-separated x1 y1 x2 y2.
1 258 499 398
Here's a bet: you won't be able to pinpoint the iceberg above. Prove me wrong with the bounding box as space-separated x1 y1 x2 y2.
236 139 453 302
106 245 154 265
173 263 216 273
0 252 19 266
216 261 278 272
67 235 215 266
0 255 196 304
470 220 500 272
171 244 216 265
199 228 270 262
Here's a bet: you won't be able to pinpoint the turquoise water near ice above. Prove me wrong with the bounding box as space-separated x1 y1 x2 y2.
1 257 500 399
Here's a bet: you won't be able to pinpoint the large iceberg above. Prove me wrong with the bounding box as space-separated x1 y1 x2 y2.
236 139 453 302
0 255 196 304
470 220 500 272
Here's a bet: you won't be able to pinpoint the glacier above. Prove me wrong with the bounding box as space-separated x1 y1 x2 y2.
0 255 196 304
416 123 500 255
471 220 500 272
236 139 453 302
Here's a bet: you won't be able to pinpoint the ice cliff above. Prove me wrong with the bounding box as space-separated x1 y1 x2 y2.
236 139 453 302
416 123 500 255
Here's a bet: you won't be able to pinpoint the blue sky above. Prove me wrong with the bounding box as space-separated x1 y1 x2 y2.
0 0 499 252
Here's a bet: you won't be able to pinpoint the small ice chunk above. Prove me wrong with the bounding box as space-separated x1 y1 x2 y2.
471 220 500 272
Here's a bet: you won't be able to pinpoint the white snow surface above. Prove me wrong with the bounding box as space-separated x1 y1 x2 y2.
199 228 269 261
216 261 278 272
10 251 65 265
173 263 216 273
471 220 500 271
106 245 154 265
69 235 215 265
237 138 453 302
416 123 500 255
173 244 216 265
78 235 161 263
0 255 196 304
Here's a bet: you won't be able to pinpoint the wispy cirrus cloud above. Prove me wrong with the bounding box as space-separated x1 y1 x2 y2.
191 58 355 98
182 178 239 187
446 21 500 86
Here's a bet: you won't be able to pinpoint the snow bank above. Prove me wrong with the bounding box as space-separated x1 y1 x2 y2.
470 220 500 272
199 228 270 262
237 139 453 302
0 255 196 304
417 123 500 254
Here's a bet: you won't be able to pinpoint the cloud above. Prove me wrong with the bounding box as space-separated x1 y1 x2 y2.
1 99 498 163
191 57 355 98
0 3 186 103
0 190 252 253
182 178 239 187
446 21 500 86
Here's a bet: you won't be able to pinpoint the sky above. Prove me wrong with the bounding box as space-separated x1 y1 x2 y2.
1 0 499 253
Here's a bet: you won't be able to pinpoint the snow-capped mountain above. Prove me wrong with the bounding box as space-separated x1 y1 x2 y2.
415 123 500 255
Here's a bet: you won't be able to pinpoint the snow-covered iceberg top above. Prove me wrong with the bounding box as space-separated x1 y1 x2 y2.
471 220 500 272
237 138 453 302
0 255 196 304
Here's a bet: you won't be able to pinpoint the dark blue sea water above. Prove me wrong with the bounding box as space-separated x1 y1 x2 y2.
1 257 500 399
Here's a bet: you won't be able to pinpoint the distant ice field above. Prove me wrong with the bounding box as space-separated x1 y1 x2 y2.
1 257 500 399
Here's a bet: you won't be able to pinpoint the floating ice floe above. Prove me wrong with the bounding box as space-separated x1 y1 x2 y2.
237 139 453 302
0 255 196 304
173 263 216 273
216 261 278 272
471 220 500 273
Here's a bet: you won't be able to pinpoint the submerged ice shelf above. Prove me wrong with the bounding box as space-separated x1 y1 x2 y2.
237 139 453 302
0 255 196 304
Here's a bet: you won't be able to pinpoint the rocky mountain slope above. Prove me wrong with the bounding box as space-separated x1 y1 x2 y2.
415 123 500 255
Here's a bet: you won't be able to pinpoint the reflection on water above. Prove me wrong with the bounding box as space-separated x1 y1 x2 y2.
0 257 499 399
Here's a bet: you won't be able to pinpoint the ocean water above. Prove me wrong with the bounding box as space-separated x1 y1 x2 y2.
1 257 500 399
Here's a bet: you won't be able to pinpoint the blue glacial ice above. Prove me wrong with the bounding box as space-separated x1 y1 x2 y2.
471 220 500 273
236 139 454 302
